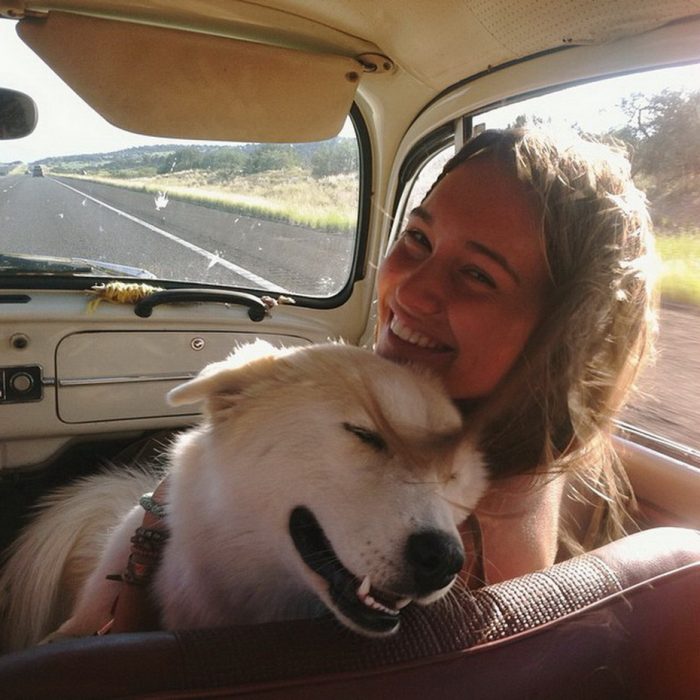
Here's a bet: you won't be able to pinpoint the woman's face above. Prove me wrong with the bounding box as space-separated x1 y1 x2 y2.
376 154 550 400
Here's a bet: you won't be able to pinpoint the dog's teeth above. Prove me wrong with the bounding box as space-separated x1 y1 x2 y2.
356 576 403 616
360 593 400 616
395 597 412 610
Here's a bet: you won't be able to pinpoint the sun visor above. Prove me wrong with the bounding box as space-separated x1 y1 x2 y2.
17 12 362 142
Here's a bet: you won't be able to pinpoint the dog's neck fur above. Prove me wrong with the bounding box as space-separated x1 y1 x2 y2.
151 429 322 629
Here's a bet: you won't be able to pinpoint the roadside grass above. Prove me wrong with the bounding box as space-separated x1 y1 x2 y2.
62 169 358 234
656 229 700 308
8 163 28 176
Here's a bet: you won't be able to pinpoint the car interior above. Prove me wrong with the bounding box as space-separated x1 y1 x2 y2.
0 1 699 698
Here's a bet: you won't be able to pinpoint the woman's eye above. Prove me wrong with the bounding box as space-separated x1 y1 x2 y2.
401 228 431 255
461 267 496 289
407 228 428 243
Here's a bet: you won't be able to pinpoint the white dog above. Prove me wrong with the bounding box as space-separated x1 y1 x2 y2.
0 341 487 652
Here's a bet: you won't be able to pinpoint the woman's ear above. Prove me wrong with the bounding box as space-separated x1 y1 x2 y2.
167 340 287 412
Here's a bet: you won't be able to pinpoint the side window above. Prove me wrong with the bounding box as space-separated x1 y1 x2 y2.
404 147 454 214
401 65 700 452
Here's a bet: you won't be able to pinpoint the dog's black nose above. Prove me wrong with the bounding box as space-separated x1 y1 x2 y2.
406 530 465 594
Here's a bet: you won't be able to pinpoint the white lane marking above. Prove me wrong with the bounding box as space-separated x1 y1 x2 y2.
53 179 288 291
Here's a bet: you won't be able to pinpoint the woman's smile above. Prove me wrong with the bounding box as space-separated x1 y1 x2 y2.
389 314 451 351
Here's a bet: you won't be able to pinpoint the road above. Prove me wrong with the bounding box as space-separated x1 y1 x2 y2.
1 174 698 449
0 174 354 295
621 304 699 450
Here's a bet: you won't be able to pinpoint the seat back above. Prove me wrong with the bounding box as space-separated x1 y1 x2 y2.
1 527 698 699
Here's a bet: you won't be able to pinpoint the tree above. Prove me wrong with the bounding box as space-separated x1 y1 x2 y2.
310 139 358 178
243 144 299 174
614 89 700 184
207 147 246 172
505 113 548 129
157 147 201 174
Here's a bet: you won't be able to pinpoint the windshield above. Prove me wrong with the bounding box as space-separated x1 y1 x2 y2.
0 20 360 297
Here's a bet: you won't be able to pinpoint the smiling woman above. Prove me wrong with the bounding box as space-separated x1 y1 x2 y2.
379 126 658 582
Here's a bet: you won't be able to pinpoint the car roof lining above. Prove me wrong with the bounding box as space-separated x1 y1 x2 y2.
5 1 700 143
5 0 700 88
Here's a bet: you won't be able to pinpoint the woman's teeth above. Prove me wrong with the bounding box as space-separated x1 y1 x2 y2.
390 317 442 349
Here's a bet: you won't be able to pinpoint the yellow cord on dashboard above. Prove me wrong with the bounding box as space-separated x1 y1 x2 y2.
86 281 164 312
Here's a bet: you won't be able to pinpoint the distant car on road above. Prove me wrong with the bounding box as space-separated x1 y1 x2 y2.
31 164 43 177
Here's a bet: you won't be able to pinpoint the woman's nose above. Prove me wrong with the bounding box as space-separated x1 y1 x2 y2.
394 260 447 316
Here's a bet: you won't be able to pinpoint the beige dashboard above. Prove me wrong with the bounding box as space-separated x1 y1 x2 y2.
0 290 334 470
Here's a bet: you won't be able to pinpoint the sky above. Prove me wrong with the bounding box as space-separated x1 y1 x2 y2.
1 17 699 163
482 64 700 133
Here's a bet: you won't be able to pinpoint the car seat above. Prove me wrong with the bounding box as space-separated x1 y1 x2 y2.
1 526 697 699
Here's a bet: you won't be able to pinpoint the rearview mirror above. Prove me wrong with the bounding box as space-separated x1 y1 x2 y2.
0 88 38 139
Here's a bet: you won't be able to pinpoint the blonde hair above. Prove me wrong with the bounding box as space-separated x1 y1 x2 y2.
431 128 659 550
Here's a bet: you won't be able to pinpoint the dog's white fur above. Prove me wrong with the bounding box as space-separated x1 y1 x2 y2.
0 341 487 651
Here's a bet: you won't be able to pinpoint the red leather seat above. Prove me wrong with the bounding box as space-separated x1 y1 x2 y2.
1 527 698 699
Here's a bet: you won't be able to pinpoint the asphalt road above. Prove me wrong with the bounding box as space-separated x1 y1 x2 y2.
0 174 354 295
1 174 697 449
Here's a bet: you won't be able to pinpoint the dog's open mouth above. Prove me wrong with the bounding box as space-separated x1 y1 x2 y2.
289 506 411 635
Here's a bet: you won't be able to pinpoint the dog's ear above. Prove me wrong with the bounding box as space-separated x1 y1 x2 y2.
167 340 289 412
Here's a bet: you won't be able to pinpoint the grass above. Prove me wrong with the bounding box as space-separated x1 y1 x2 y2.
8 163 28 176
655 229 700 307
61 169 358 234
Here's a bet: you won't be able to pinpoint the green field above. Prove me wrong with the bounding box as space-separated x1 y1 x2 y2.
656 231 700 307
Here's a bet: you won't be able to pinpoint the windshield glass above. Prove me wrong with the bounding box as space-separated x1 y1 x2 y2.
0 20 360 297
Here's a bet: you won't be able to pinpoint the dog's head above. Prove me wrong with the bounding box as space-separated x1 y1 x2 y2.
168 340 488 637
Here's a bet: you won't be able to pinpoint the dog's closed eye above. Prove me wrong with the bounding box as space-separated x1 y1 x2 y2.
342 423 387 451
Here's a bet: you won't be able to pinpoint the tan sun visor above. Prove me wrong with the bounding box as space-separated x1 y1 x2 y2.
17 12 362 142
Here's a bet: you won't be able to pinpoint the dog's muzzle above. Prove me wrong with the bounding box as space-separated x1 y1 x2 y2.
288 506 464 636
